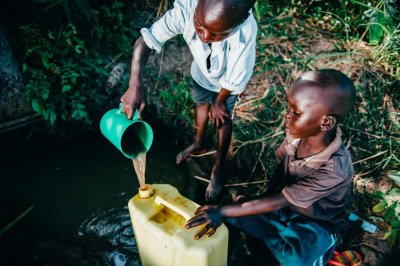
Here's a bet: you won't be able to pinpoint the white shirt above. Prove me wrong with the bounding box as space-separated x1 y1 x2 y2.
140 0 257 95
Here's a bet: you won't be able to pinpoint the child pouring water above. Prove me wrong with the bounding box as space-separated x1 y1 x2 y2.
120 0 257 201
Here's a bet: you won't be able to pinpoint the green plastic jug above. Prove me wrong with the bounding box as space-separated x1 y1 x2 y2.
100 105 153 158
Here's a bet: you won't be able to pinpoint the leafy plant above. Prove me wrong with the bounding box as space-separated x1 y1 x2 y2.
18 0 141 126
21 23 107 125
350 0 399 45
159 76 194 126
372 185 400 247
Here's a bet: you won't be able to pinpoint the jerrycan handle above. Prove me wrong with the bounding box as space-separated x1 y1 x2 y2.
118 103 139 120
155 195 194 221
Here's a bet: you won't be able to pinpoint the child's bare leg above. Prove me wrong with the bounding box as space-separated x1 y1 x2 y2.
205 119 232 201
176 103 209 164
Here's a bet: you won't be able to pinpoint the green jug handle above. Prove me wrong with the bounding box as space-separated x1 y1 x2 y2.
119 103 139 120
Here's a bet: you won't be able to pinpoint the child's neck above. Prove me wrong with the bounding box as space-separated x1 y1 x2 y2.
296 130 336 159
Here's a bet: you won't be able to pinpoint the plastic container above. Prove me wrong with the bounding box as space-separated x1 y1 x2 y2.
100 104 153 159
128 184 228 266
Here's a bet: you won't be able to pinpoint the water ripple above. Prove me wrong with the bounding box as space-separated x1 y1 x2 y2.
78 195 141 265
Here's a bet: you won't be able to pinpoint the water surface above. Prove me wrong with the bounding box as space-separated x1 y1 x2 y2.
0 125 189 265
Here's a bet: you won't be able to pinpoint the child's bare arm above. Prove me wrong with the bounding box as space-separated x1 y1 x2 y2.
185 192 290 239
223 192 290 217
121 36 152 119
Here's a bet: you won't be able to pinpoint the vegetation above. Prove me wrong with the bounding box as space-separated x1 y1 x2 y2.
6 0 399 252
242 0 399 249
15 0 142 125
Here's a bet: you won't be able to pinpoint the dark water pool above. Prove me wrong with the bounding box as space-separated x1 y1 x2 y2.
0 124 190 265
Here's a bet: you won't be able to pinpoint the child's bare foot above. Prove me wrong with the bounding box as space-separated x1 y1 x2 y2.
205 164 224 202
176 143 207 164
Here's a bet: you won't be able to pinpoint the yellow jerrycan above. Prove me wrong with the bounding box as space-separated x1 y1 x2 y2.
128 184 228 266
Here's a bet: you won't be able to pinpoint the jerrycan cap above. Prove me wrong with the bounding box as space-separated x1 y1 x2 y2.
138 184 155 199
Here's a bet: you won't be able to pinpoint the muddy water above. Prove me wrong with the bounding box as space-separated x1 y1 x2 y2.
132 153 147 189
0 127 189 265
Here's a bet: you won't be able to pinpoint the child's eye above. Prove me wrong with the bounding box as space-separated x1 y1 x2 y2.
216 33 228 38
292 110 300 116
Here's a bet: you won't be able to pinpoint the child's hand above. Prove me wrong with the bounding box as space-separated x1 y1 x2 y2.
120 86 146 120
185 205 223 240
210 101 230 128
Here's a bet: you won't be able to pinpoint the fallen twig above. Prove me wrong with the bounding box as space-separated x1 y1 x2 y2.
193 175 268 187
190 150 217 157
343 125 386 139
353 150 388 165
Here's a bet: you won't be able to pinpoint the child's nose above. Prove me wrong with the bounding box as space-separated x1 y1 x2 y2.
285 111 291 120
201 30 213 42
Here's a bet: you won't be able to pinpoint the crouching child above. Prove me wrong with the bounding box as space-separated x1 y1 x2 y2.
185 69 357 265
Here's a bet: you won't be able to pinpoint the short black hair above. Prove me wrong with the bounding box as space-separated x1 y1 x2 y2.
293 69 356 121
202 0 256 28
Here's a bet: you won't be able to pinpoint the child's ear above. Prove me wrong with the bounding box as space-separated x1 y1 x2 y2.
321 115 337 131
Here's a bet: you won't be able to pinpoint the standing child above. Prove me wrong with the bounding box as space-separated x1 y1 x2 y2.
185 69 357 265
120 0 257 201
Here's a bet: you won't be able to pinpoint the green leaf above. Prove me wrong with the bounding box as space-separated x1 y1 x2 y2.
387 188 400 196
75 44 85 54
41 52 51 69
373 200 387 213
371 191 385 199
32 100 43 114
22 63 28 73
383 204 396 221
391 219 400 228
368 11 386 45
49 110 57 125
395 202 400 219
387 172 400 186
71 109 88 120
62 85 72 93
387 230 398 248
75 103 85 109
41 89 49 100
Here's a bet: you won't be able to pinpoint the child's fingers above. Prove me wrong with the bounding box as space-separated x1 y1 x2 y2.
219 115 226 125
185 215 207 228
195 205 209 214
215 117 220 128
138 102 146 119
205 227 216 238
123 105 133 120
194 224 211 240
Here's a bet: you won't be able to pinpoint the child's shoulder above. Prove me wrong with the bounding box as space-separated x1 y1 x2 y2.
328 142 354 179
239 12 258 37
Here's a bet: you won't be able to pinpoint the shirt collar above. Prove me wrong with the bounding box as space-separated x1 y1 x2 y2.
285 127 343 169
225 12 252 48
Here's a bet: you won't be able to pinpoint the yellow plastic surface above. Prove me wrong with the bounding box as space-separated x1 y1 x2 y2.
128 184 228 266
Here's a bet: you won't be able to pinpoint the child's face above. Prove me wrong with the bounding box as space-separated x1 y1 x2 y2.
193 3 238 43
284 85 327 139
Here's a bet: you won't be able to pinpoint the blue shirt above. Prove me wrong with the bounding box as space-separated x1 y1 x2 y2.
140 0 257 95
